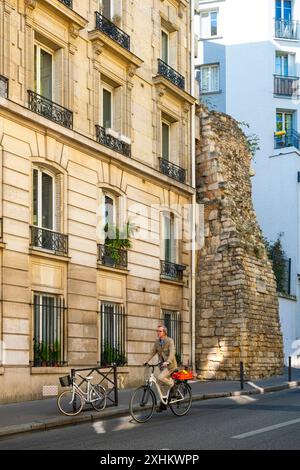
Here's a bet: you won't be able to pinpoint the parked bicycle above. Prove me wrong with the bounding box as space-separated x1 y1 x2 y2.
130 363 193 423
58 372 106 416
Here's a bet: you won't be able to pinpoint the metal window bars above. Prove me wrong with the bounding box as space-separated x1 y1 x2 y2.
28 91 73 129
30 226 68 256
100 303 127 367
158 59 185 90
95 11 130 50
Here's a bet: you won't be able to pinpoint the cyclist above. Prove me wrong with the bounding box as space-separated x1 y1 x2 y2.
144 324 177 412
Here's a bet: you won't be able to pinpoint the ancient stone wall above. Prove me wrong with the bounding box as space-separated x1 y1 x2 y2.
196 106 284 380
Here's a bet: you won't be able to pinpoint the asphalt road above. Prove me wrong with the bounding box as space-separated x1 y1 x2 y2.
1 388 300 450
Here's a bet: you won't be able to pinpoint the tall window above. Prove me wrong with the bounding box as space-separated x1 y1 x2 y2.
163 212 176 263
199 64 220 93
102 0 113 19
34 44 53 100
275 52 295 76
161 30 169 63
276 0 292 21
33 294 65 367
33 168 55 230
276 111 294 133
162 122 170 161
163 310 182 364
102 86 113 129
200 10 219 38
100 302 126 366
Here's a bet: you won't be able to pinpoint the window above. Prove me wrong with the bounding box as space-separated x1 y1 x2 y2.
102 87 113 129
102 0 112 19
100 302 126 366
276 0 292 21
161 30 169 63
199 64 220 93
162 122 170 160
275 52 295 76
163 310 182 364
163 212 176 263
34 44 53 100
200 10 219 38
33 294 65 367
276 111 294 132
275 111 295 148
33 168 55 230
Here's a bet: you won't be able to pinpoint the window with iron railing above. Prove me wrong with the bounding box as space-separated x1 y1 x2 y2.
163 310 182 365
100 302 126 366
32 294 66 367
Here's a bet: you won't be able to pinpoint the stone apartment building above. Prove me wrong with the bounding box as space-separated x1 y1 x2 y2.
0 0 196 403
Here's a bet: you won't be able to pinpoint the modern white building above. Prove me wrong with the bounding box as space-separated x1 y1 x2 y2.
195 0 300 365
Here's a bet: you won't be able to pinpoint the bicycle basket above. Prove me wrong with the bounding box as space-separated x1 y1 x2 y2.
172 370 194 381
59 375 72 387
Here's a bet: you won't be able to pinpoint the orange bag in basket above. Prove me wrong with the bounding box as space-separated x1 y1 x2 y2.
172 370 194 381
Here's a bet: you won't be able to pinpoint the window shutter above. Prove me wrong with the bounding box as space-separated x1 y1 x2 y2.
55 174 63 233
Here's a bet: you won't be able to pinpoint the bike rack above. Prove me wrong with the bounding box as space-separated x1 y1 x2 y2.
71 365 119 407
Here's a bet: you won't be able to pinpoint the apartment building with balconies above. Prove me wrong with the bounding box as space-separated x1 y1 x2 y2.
0 0 196 402
195 0 300 364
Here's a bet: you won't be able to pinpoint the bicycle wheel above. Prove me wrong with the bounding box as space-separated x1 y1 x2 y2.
57 390 84 416
169 382 192 417
91 385 107 412
130 386 155 423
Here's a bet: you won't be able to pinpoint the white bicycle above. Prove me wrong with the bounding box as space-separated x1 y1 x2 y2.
58 372 107 416
130 362 192 423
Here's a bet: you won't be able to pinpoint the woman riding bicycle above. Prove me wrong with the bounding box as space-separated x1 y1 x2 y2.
144 324 177 412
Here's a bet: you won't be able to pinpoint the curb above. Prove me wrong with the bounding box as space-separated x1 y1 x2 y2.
0 381 299 440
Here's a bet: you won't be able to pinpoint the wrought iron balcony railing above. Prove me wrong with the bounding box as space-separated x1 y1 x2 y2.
98 244 128 269
159 158 186 184
59 0 73 8
30 226 68 256
95 12 130 50
95 125 131 157
274 75 299 97
274 129 300 150
160 260 186 282
275 19 299 40
28 91 73 129
0 75 8 98
158 59 185 90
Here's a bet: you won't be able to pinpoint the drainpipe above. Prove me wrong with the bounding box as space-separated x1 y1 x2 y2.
190 0 197 373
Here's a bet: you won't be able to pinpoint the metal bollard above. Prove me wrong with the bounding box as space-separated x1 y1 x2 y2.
240 362 244 390
289 356 292 382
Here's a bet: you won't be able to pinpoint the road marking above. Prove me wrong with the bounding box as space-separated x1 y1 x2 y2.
229 395 256 405
232 418 300 440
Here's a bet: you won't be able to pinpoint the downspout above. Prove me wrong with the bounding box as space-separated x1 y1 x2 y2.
190 0 196 372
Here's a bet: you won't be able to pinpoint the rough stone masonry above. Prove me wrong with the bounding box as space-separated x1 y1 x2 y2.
196 106 284 380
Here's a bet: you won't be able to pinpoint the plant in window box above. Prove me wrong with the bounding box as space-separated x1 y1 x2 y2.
103 222 135 266
33 340 50 367
102 341 127 367
49 340 62 367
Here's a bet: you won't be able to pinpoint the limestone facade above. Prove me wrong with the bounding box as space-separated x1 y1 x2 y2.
196 107 284 380
0 0 195 403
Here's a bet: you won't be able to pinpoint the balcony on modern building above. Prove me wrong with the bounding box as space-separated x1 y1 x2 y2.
275 18 299 40
153 59 196 105
28 91 73 129
274 129 300 150
30 226 69 257
98 244 128 270
95 125 131 157
88 13 143 70
0 75 8 98
274 75 299 97
159 158 186 184
160 260 186 283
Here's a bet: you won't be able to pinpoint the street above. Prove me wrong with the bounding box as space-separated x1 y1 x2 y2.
1 388 300 450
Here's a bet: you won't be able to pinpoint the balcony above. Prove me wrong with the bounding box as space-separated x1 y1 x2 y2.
274 75 299 97
274 129 300 150
95 12 130 51
30 226 68 256
28 91 73 129
0 75 8 98
95 125 131 157
98 244 128 270
159 158 186 184
59 0 72 8
275 19 299 40
158 59 185 90
160 260 186 282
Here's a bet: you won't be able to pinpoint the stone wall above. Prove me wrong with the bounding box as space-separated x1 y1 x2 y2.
196 106 284 380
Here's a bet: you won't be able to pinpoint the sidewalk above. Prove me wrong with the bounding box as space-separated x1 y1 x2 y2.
0 367 300 439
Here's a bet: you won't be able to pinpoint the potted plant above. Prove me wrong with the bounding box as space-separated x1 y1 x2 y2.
101 341 127 367
103 222 134 267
